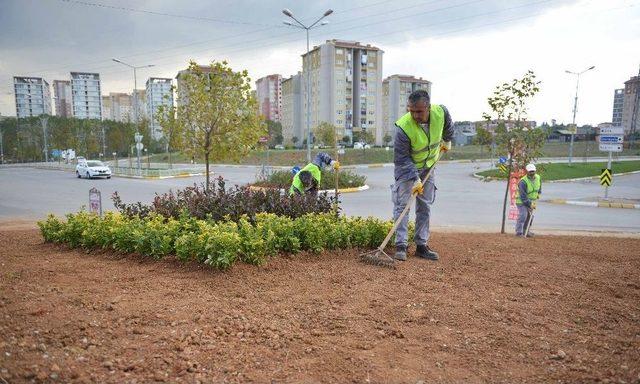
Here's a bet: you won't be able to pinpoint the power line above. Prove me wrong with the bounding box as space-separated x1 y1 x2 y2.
57 0 278 27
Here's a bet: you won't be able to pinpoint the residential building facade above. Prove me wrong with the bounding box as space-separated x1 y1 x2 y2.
71 72 102 120
52 80 72 117
612 88 624 127
621 76 640 135
255 74 282 122
281 73 304 146
146 78 174 140
382 74 432 145
13 76 52 118
101 92 133 122
301 40 384 145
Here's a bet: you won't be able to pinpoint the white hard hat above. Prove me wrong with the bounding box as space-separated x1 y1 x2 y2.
525 163 536 172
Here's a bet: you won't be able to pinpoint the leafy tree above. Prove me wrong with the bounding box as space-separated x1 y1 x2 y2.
265 120 283 147
155 99 184 169
313 122 337 147
178 60 265 190
291 136 299 146
383 133 392 146
341 135 351 145
483 70 545 234
474 126 493 154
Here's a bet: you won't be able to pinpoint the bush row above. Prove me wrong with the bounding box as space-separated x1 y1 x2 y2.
38 212 414 270
253 169 367 190
112 176 339 222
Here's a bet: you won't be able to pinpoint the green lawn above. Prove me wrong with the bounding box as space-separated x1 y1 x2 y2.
148 141 639 167
477 161 640 181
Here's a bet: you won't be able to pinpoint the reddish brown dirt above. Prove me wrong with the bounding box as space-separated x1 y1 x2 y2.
1 228 639 383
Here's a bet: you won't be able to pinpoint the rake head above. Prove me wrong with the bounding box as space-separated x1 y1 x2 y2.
359 248 397 269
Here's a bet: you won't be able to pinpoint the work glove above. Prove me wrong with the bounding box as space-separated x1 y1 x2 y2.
330 160 340 170
440 141 452 152
411 179 424 195
531 201 537 210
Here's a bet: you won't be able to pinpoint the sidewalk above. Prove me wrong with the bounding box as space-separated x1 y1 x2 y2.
542 197 640 209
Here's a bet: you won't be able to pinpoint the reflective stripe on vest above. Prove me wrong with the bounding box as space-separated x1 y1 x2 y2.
289 163 322 195
395 105 445 169
515 174 541 204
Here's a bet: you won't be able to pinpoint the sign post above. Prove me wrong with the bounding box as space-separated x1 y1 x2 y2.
598 126 623 199
89 187 102 216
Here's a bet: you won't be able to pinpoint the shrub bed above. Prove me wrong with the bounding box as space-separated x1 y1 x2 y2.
38 212 414 270
253 169 366 190
112 176 339 222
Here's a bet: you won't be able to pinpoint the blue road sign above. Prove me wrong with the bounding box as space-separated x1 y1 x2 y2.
498 156 507 164
599 135 623 143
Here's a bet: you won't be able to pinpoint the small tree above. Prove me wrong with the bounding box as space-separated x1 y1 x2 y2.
383 132 393 146
482 70 543 234
179 60 265 190
265 120 283 147
313 122 337 148
474 126 493 154
155 98 183 169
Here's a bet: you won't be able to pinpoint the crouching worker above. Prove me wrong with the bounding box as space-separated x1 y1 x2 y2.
289 152 340 196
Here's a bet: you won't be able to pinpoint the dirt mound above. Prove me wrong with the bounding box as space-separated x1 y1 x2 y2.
1 230 639 383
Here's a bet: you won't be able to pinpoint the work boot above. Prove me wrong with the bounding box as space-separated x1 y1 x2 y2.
416 244 439 261
394 245 407 261
526 232 535 238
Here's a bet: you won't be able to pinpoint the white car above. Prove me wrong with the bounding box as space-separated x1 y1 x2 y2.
76 160 112 179
353 142 371 149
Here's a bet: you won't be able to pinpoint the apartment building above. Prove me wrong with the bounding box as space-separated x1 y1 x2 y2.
13 76 52 117
382 74 432 144
255 74 282 122
301 40 384 145
71 72 102 120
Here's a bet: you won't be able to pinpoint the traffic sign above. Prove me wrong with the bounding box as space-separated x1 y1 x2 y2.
136 142 144 151
498 156 507 164
566 124 577 134
89 187 102 216
258 136 269 143
599 143 623 152
599 126 624 135
600 169 612 186
499 164 508 174
598 135 624 143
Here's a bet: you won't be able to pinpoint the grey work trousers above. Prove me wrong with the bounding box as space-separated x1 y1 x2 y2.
515 204 533 235
391 169 437 247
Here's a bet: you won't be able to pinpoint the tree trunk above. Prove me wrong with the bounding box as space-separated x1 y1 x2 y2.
500 154 513 234
205 151 210 193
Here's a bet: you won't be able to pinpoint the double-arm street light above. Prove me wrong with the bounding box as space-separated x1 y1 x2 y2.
112 58 154 175
282 8 333 163
565 65 595 166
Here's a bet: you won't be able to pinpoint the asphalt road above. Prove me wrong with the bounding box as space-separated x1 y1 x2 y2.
1 161 638 234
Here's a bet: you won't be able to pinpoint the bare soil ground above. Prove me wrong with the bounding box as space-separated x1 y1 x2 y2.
1 228 639 383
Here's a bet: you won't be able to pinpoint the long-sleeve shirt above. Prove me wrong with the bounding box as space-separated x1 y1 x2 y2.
518 177 542 207
393 105 454 182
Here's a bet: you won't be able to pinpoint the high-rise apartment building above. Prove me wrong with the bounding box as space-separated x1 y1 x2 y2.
621 76 640 135
612 89 624 127
146 78 174 140
176 65 214 107
52 80 72 117
382 75 432 144
13 76 52 118
301 40 384 145
281 73 304 146
255 74 282 122
71 72 102 120
101 92 133 122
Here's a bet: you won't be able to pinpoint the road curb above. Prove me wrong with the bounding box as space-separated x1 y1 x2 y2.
543 198 640 209
473 169 640 183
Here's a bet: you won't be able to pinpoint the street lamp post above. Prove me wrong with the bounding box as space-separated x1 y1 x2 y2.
282 8 333 163
565 65 595 166
112 58 154 175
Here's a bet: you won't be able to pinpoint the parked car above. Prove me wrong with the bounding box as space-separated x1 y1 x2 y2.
274 144 285 150
353 142 371 149
76 159 112 179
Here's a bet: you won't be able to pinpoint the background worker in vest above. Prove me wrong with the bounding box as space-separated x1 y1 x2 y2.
393 89 453 261
289 152 340 196
515 163 542 237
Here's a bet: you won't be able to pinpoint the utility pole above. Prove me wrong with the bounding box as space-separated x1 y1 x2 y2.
565 66 595 166
282 8 333 163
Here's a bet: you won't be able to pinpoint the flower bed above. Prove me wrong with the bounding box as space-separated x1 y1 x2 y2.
38 212 415 270
253 169 366 190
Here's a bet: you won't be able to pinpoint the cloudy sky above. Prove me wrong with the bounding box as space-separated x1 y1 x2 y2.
1 0 638 125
